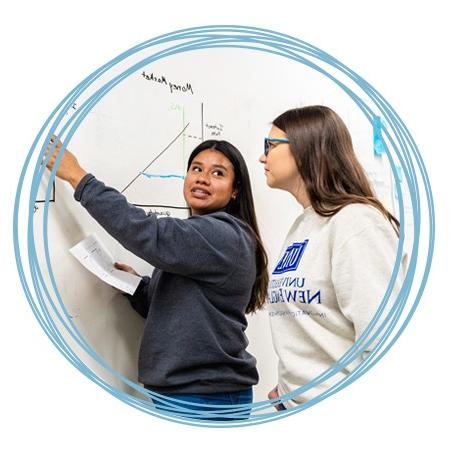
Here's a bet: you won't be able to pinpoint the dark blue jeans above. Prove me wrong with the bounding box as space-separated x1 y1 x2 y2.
151 388 253 421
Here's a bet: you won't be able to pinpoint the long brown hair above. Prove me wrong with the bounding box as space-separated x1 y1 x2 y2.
273 106 400 233
188 140 268 314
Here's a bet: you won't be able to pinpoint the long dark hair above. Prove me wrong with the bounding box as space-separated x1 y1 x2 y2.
273 106 400 233
187 140 268 314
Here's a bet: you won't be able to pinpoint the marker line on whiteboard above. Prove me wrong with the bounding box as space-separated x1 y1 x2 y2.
120 122 190 194
140 173 185 180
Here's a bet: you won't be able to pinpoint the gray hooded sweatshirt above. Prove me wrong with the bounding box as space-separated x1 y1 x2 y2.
74 174 259 394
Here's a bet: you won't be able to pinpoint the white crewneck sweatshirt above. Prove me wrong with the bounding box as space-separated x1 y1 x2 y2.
268 203 406 407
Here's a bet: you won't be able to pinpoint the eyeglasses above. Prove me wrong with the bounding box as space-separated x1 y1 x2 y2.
264 137 290 156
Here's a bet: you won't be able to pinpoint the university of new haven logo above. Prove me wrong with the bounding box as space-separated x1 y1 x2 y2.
273 240 309 275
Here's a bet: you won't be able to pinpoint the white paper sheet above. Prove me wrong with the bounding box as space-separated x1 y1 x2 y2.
69 234 141 295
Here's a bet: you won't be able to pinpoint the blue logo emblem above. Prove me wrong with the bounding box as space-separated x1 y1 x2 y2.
273 240 309 274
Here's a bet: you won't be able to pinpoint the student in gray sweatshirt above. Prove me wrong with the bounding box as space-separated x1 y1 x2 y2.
46 138 268 421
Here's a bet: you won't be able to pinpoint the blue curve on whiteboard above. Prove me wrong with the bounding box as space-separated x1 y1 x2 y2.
140 172 185 180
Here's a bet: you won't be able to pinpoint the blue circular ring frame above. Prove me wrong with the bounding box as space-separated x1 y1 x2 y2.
13 25 435 427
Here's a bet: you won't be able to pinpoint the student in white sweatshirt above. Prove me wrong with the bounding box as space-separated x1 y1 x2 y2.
259 105 405 409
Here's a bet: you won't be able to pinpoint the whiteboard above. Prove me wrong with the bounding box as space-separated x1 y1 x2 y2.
33 46 408 403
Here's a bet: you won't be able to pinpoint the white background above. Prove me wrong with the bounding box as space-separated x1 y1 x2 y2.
1 1 448 448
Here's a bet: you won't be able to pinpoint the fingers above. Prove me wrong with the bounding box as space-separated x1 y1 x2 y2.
44 135 61 159
114 262 132 272
44 135 67 173
115 262 139 277
267 386 285 411
47 135 60 147
267 386 278 400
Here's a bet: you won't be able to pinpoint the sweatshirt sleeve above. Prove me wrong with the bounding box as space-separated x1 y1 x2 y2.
74 174 246 284
124 275 152 318
331 217 402 355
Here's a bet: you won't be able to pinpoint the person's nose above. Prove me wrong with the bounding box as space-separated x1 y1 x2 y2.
195 172 210 185
259 153 267 164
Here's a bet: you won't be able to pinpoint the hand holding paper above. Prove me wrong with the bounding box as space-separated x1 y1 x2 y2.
69 234 141 295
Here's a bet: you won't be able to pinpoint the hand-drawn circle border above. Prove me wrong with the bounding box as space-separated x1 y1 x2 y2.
13 25 435 427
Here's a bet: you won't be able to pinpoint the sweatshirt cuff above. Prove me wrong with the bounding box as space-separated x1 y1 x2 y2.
74 173 96 202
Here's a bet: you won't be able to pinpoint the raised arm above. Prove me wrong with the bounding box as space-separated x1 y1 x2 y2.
45 137 252 286
75 174 246 284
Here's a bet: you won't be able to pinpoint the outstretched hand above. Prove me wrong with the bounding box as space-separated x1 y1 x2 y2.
45 136 87 189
